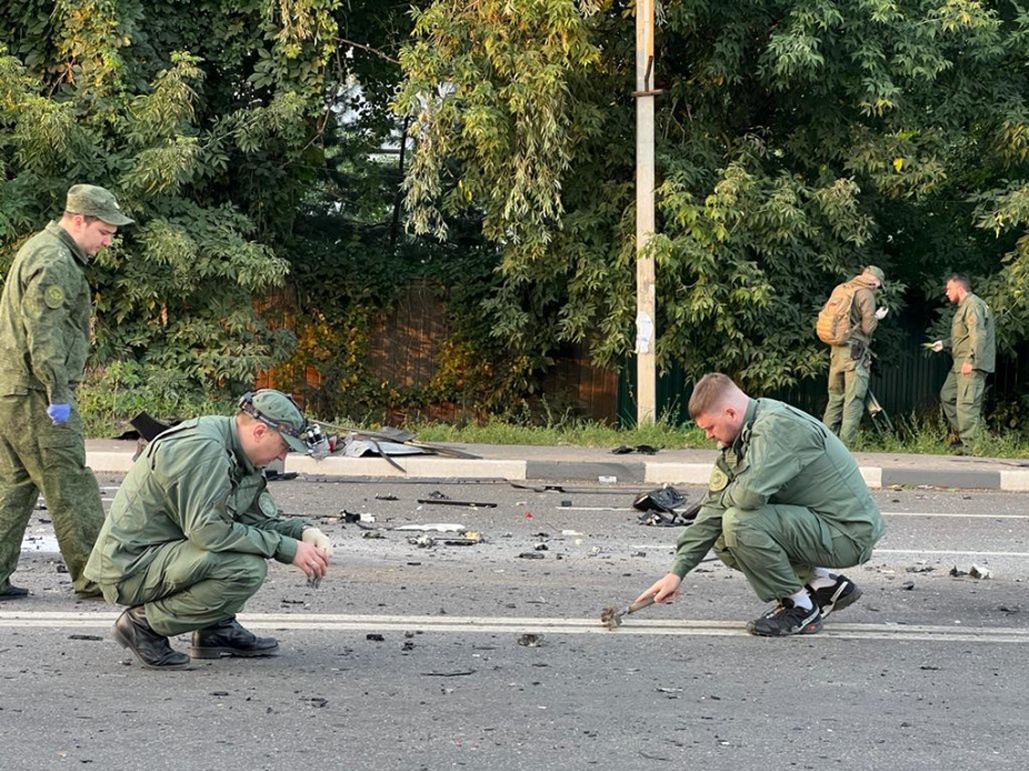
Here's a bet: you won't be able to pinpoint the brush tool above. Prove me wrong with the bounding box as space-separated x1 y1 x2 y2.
600 595 656 630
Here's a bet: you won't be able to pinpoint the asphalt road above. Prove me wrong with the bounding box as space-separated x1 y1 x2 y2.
4 475 1029 770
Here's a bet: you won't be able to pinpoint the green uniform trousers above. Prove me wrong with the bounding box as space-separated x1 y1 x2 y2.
940 370 986 446
822 346 869 446
0 391 103 593
712 504 879 601
104 541 267 636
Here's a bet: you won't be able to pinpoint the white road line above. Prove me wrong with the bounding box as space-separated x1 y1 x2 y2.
560 507 1029 518
628 544 1029 558
1 611 1026 643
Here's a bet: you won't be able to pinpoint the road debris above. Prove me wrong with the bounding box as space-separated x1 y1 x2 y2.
417 497 497 509
420 670 476 677
362 531 385 539
68 634 103 641
366 633 385 642
375 493 399 501
517 633 543 647
518 552 545 559
339 509 375 524
951 564 992 579
633 485 700 527
906 564 935 573
969 564 992 579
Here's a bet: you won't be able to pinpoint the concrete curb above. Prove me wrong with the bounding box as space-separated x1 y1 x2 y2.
83 447 1029 491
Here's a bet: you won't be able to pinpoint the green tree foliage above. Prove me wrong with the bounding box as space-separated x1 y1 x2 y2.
0 0 340 395
398 0 1029 391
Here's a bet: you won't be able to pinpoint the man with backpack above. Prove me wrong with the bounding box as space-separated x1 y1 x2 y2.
818 266 888 446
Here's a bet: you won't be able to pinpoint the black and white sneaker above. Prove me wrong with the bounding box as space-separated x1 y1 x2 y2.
746 599 823 637
806 574 862 617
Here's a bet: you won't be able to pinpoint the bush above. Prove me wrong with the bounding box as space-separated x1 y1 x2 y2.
77 361 234 438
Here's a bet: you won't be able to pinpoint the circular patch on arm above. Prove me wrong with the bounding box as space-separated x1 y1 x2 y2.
44 285 66 309
708 466 729 492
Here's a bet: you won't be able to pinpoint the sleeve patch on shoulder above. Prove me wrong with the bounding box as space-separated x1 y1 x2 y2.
44 285 66 309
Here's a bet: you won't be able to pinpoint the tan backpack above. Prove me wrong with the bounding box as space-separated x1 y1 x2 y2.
816 281 857 345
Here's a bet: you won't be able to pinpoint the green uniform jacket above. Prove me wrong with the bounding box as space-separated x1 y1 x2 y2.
0 222 92 403
85 416 305 586
671 398 884 577
947 293 995 373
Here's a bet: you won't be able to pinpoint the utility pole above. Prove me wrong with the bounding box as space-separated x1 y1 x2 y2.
634 0 658 425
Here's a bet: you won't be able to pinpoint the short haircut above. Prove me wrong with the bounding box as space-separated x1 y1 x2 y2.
688 372 738 419
65 211 99 225
947 272 971 291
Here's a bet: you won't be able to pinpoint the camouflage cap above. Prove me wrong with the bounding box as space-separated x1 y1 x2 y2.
65 184 134 226
243 389 308 453
863 265 886 286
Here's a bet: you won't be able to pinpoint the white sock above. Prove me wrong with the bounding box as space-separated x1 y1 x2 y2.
808 568 836 590
789 588 813 610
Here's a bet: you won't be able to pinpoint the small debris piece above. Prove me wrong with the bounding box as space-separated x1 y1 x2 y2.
401 641 415 651
420 670 476 677
366 633 385 642
517 633 543 647
611 445 632 454
560 500 573 507
362 531 385 539
598 475 617 483
561 529 582 536
428 490 450 500
588 546 602 557
969 564 992 580
417 498 497 508
375 493 399 501
210 691 229 697
901 581 915 590
68 634 103 641
408 535 436 548
306 697 328 708
631 550 647 558
906 565 935 573
656 687 683 694
533 542 549 551
949 566 968 577
518 552 545 560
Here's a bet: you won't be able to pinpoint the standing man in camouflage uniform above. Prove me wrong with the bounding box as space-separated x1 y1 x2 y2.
636 373 885 636
85 389 334 670
929 273 995 452
0 185 133 600
821 266 888 446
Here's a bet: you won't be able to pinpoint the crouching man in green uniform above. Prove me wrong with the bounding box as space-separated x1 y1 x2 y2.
0 184 133 600
637 373 885 636
84 389 334 670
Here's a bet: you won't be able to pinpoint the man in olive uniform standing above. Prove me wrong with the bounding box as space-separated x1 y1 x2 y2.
637 373 885 636
0 185 133 600
85 389 334 670
929 273 995 452
821 266 888 446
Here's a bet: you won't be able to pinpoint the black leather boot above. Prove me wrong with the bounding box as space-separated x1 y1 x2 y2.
0 583 29 601
113 606 189 670
190 616 279 658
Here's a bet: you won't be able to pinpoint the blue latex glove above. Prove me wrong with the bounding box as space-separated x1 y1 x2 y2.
47 403 71 424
